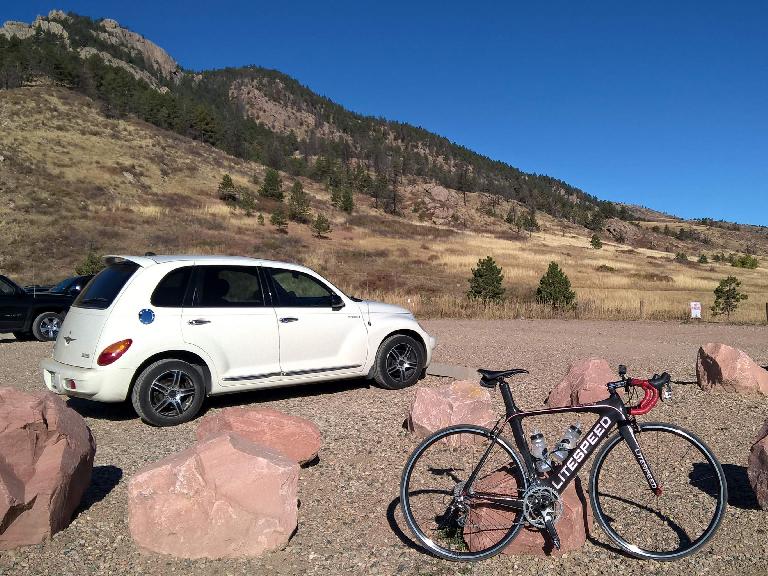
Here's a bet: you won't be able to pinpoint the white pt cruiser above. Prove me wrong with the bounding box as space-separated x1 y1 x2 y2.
41 255 436 426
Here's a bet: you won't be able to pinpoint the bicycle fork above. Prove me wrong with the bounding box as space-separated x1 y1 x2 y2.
619 422 662 494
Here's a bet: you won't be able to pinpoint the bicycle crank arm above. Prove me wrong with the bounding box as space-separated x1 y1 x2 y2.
543 516 561 550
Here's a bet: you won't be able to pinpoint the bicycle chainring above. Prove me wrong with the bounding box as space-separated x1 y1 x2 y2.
522 485 563 529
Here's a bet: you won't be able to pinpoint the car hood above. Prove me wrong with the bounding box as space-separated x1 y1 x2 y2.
355 300 412 315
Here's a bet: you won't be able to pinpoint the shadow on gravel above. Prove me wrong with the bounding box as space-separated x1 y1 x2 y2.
73 465 123 518
385 496 424 552
719 464 760 510
65 398 136 421
0 338 19 344
203 377 371 413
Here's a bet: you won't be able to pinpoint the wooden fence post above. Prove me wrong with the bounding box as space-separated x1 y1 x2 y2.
639 299 645 320
765 302 767 324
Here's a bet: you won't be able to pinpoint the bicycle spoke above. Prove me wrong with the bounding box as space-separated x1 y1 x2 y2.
592 423 726 560
401 427 527 560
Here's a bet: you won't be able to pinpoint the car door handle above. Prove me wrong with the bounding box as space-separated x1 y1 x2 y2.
279 317 299 323
187 319 211 325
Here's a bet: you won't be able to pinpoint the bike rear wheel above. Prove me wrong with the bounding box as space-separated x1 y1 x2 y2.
400 425 528 561
590 422 727 561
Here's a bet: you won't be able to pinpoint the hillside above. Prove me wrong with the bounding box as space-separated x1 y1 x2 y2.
2 86 767 323
1 10 767 322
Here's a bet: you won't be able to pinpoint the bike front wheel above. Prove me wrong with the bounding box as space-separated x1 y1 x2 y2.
400 425 528 561
590 422 727 561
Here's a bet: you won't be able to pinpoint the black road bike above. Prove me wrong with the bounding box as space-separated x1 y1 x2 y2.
400 366 727 562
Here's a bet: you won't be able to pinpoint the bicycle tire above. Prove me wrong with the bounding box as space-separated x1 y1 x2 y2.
400 425 529 561
590 422 727 561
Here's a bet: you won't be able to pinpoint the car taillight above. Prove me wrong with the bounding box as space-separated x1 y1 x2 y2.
97 339 132 366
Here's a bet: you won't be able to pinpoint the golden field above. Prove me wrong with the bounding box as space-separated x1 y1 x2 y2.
1 87 767 323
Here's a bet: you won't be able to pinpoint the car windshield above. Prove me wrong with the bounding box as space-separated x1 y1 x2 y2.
49 278 73 294
73 263 139 309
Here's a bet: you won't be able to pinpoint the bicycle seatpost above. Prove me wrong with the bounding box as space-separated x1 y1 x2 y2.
498 379 521 416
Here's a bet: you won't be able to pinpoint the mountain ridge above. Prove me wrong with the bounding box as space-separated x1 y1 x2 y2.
0 10 632 225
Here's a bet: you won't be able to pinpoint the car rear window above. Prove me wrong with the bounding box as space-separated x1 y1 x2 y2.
73 262 139 309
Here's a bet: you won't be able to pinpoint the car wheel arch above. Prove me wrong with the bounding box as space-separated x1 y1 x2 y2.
129 350 213 397
376 329 427 358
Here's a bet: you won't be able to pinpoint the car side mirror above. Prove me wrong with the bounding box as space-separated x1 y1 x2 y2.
330 293 345 311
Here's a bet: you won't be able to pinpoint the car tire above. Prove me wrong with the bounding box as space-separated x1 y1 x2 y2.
12 331 34 341
131 359 206 427
31 312 63 342
373 334 425 390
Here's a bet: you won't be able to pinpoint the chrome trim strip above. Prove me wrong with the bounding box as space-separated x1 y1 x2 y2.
222 364 362 382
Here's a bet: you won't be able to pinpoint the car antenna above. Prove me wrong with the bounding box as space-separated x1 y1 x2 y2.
367 301 372 326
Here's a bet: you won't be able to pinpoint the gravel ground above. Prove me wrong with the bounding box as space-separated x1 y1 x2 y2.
0 319 766 576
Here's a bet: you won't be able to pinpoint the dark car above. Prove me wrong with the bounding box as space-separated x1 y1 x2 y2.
0 274 77 341
47 275 94 297
23 283 54 294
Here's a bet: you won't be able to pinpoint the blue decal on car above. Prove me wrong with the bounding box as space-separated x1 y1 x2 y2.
138 309 155 324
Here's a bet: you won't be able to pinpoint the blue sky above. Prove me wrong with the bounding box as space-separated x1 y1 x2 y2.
4 1 767 225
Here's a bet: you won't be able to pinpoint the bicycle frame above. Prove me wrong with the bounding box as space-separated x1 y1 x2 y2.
465 379 661 507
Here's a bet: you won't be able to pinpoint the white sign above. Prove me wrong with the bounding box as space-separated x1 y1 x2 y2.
690 302 702 319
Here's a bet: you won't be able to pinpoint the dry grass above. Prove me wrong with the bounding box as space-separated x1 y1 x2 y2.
1 87 767 323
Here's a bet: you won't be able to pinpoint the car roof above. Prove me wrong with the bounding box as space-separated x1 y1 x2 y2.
104 255 314 273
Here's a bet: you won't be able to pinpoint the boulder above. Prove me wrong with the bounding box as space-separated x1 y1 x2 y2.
128 433 299 559
407 381 496 439
0 387 96 550
696 343 768 396
196 407 321 465
748 419 768 509
547 358 616 408
465 474 591 556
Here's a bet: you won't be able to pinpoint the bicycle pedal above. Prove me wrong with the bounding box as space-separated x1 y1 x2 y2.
543 517 561 550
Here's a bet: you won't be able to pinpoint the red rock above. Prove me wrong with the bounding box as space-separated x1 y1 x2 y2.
0 387 95 550
748 418 768 509
696 343 768 396
465 474 591 556
547 358 616 408
128 433 299 559
196 407 321 465
407 381 496 439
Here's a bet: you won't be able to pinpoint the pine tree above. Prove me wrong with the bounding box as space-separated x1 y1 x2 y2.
75 249 104 275
218 174 238 202
257 213 265 226
711 276 747 320
312 213 332 238
287 181 310 223
590 234 603 249
340 186 354 213
536 262 576 307
270 207 288 232
259 168 283 200
467 256 505 302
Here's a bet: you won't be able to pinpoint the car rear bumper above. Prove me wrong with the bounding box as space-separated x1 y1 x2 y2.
40 358 132 402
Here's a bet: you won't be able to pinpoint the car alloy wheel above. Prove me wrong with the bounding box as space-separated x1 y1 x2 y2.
149 369 197 417
385 342 418 384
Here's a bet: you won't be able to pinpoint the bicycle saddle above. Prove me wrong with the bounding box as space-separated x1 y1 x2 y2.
477 368 529 387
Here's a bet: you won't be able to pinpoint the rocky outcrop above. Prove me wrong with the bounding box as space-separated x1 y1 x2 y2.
546 358 617 408
407 381 496 440
0 387 96 550
96 18 180 82
77 47 167 91
1 12 70 45
128 433 299 559
748 419 768 509
604 218 641 244
696 343 768 396
196 407 322 465
465 475 591 556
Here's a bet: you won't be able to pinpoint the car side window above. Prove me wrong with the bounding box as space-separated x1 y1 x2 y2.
265 268 335 308
0 278 15 296
151 267 192 307
195 266 266 308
